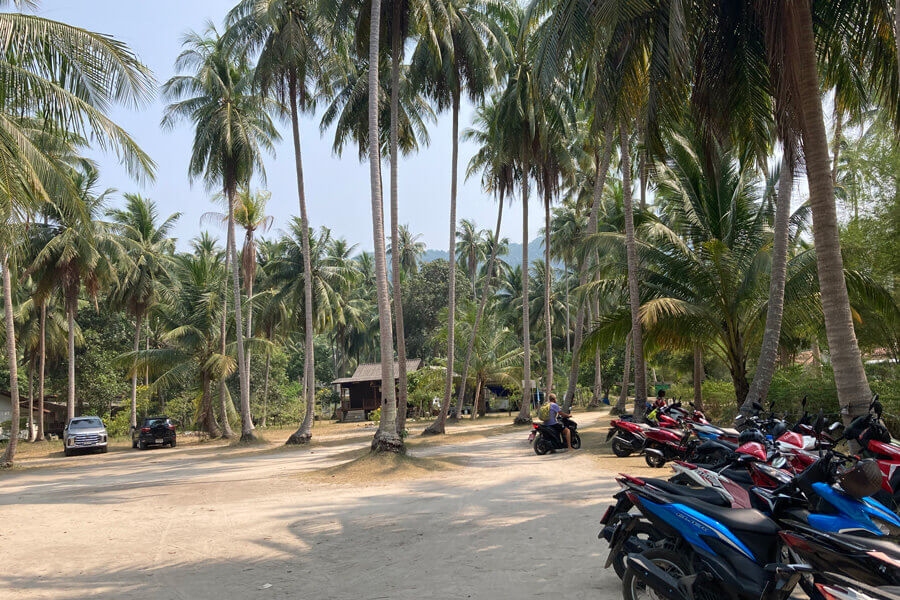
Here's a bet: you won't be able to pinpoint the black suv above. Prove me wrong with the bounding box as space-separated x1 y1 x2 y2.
132 416 177 450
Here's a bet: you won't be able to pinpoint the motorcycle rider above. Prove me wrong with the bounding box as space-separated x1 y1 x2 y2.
544 393 574 450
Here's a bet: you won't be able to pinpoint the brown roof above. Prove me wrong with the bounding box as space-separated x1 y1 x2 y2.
333 359 422 384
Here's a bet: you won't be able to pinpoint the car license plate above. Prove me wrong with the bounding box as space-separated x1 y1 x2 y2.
155 438 164 444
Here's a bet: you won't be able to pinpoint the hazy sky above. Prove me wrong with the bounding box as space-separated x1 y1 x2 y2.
40 0 543 253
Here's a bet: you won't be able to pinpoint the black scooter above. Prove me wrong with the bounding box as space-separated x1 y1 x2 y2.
532 416 581 455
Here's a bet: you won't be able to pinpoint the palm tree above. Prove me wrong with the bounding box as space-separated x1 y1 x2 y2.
743 155 794 410
0 4 154 465
387 224 425 275
452 96 515 422
412 0 498 433
29 168 120 421
109 195 180 430
228 0 329 444
234 188 274 377
130 251 231 436
456 219 488 294
162 25 280 441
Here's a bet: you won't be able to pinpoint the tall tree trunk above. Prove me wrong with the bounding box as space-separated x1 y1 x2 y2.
514 170 532 425
693 344 704 412
564 261 570 353
543 192 553 396
226 184 254 441
218 221 236 439
895 0 900 84
620 121 646 421
389 13 410 434
592 298 602 406
831 107 842 186
453 194 504 422
426 92 461 433
810 338 823 377
366 1 402 453
743 155 793 410
262 352 270 428
470 375 483 420
245 275 253 381
613 332 631 415
563 120 615 409
792 1 872 423
130 311 142 430
2 257 20 466
27 358 33 442
201 372 219 437
37 301 45 441
66 304 75 421
286 78 317 445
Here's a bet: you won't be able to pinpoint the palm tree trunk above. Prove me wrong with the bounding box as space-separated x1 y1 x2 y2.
226 184 254 441
66 304 75 421
2 257 20 466
564 261 570 354
27 358 33 442
810 338 823 377
515 169 532 425
37 300 45 441
744 155 793 410
131 311 142 430
693 344 704 411
543 191 553 396
831 107 842 185
201 372 219 437
245 275 253 380
218 224 235 439
792 1 872 423
453 194 504 424
895 0 900 84
389 13 410 434
613 331 631 415
262 351 270 428
591 299 602 406
563 120 615 409
426 93 461 434
470 375 483 420
286 78 317 445
366 0 402 453
620 120 646 421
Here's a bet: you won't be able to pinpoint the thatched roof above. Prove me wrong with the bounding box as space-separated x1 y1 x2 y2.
332 359 422 385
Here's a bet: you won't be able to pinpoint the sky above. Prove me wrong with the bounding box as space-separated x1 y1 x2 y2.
40 0 543 253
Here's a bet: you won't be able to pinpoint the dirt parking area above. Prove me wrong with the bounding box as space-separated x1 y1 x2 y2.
0 410 637 600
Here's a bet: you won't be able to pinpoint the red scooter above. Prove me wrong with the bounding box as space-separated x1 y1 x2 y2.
845 397 900 510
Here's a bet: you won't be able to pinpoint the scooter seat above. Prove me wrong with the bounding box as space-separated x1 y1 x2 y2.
642 478 731 507
673 495 779 536
720 428 740 437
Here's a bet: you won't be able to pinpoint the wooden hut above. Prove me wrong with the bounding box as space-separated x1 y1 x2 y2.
333 359 422 422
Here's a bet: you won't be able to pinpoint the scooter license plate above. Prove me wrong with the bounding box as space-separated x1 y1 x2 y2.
600 505 615 525
528 432 535 442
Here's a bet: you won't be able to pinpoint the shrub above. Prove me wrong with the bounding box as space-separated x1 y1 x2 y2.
368 407 381 423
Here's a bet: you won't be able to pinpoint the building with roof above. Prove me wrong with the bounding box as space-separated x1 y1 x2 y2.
332 359 422 422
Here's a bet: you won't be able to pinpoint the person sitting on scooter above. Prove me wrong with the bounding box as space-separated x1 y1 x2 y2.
545 393 573 450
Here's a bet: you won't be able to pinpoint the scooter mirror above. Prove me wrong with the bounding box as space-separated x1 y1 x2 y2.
814 410 825 435
873 401 883 418
752 402 764 413
801 395 807 409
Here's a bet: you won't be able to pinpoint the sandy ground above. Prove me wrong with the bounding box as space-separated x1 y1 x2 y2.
0 411 634 600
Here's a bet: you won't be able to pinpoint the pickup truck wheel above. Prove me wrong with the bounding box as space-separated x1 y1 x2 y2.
100 446 108 454
64 447 72 457
138 440 146 450
170 439 176 448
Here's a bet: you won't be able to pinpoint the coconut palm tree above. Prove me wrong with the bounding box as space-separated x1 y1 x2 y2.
233 188 274 377
451 96 515 422
0 2 154 465
227 0 331 444
129 250 231 436
29 167 120 421
387 224 425 275
108 195 180 430
455 219 488 294
162 25 280 441
412 0 499 433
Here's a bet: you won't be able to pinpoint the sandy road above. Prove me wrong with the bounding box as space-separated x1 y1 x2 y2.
1 412 624 599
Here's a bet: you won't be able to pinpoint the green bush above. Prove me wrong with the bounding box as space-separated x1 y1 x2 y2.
368 407 381 423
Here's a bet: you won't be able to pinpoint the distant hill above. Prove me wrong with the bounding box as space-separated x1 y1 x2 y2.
421 238 545 270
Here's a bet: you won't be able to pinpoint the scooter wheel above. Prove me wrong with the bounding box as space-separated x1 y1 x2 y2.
645 450 666 469
623 549 690 600
611 435 633 457
612 522 664 580
534 435 551 456
570 432 581 450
